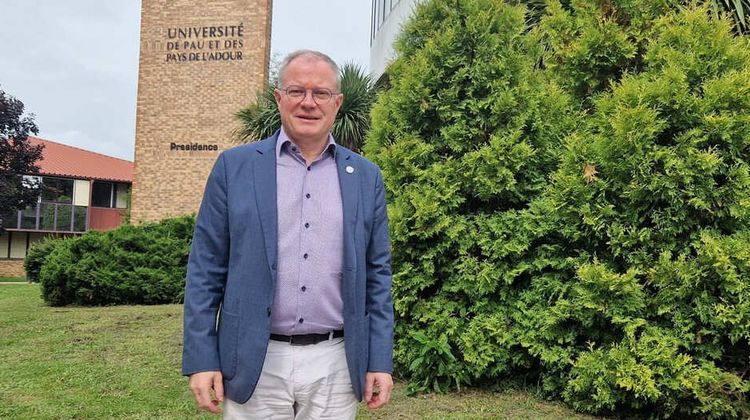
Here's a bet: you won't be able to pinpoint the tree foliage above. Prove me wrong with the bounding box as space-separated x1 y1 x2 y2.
0 88 43 230
235 63 377 152
364 0 750 416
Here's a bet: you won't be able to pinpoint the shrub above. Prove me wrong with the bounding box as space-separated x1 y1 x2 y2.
365 0 750 417
537 6 750 416
364 0 579 393
24 237 62 283
39 215 194 306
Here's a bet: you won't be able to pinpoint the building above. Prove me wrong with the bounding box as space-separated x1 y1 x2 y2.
130 0 271 223
0 136 133 277
370 0 421 81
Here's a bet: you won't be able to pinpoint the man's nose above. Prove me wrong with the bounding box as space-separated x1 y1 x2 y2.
300 90 317 107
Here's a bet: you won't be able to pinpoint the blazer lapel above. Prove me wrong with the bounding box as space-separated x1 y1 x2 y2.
337 148 359 281
254 135 279 280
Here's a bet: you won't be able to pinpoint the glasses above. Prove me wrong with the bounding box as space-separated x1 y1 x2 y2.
280 85 339 104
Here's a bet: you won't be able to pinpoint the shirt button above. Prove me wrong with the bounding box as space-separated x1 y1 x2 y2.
303 253 308 259
304 222 310 228
298 318 304 324
301 286 307 292
305 193 311 199
307 167 311 171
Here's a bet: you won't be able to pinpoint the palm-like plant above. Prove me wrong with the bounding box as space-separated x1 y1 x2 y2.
236 63 376 152
331 64 376 152
710 0 750 34
235 83 280 144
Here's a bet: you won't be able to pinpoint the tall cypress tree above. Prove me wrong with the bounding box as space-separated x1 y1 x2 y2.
365 0 750 416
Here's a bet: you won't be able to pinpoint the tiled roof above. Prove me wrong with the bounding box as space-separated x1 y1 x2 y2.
27 136 133 183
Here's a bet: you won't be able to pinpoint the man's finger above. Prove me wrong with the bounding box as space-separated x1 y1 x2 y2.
189 371 223 414
213 373 225 402
380 378 393 406
364 374 375 402
366 372 393 409
194 387 213 412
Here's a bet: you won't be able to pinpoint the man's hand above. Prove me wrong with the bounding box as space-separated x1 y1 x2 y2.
188 371 224 414
364 372 393 409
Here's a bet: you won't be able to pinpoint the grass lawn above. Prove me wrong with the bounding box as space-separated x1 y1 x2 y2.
0 284 601 419
0 276 27 282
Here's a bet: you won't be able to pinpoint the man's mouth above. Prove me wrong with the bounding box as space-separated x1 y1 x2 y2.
296 114 320 121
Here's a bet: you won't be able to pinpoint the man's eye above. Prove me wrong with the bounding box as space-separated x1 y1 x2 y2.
288 88 305 96
313 89 331 99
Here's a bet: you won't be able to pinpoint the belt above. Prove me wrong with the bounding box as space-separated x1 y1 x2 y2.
269 330 344 346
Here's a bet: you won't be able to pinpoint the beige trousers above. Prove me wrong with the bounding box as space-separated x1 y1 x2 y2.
223 337 358 420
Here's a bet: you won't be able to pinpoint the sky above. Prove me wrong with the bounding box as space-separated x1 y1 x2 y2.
0 1 372 161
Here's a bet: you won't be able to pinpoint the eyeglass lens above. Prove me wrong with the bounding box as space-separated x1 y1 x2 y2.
285 86 333 103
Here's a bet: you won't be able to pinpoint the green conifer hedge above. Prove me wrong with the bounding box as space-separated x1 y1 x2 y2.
38 215 194 306
24 237 63 283
365 0 750 416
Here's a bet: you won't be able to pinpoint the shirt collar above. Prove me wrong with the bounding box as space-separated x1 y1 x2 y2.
276 127 337 159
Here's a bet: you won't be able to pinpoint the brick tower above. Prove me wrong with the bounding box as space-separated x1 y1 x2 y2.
131 0 272 222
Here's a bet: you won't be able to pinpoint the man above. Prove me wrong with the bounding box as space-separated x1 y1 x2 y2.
182 50 394 419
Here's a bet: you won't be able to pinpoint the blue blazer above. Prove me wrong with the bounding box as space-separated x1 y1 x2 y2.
182 132 394 404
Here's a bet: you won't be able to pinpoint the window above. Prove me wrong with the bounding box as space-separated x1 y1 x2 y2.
92 181 130 208
41 177 74 203
92 181 114 208
1 210 18 229
371 0 377 42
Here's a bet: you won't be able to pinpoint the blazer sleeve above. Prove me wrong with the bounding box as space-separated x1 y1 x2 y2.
182 153 230 376
365 168 395 373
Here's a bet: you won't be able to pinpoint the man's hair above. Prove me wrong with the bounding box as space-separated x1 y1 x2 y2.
277 49 341 91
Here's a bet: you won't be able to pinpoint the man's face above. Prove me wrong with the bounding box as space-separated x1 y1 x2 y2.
274 56 343 145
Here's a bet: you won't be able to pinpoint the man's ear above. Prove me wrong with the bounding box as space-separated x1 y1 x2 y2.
274 89 282 108
334 94 344 114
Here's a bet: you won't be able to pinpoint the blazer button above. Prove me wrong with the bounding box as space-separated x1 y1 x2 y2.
266 307 271 317
271 263 277 270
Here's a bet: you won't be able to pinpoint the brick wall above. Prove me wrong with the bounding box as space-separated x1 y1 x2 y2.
131 0 272 223
0 260 26 278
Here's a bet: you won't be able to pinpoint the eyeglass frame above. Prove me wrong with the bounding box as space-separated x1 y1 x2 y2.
277 85 341 104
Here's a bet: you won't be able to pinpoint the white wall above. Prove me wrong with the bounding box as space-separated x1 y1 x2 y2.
9 233 27 259
0 232 8 259
370 0 420 80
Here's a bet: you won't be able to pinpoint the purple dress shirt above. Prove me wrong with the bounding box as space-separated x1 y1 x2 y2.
271 128 344 335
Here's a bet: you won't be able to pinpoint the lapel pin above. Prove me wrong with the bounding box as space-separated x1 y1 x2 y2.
345 165 354 174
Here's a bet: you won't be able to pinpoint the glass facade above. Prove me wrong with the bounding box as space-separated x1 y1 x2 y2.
5 176 98 234
12 201 87 233
371 0 402 42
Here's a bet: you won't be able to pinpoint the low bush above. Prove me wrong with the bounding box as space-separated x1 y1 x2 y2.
39 215 194 306
24 237 62 283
